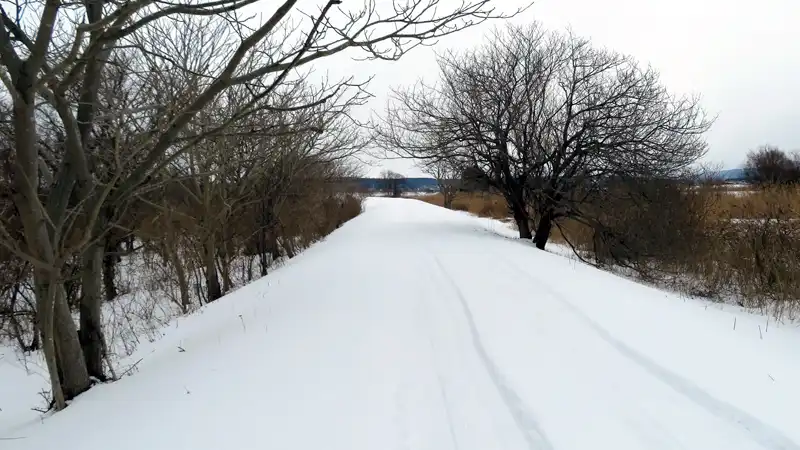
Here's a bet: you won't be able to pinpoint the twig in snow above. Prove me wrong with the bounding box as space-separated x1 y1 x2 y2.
768 374 775 382
733 317 737 330
105 351 118 381
759 325 763 339
239 314 246 332
177 346 185 352
120 358 144 377
766 318 769 332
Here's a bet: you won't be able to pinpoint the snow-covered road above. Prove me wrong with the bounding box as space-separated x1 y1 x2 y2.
3 198 799 449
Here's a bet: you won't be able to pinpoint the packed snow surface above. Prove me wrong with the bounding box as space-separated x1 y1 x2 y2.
2 197 799 449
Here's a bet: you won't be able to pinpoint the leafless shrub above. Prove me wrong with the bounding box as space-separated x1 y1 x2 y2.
583 177 714 277
555 180 800 319
745 145 800 186
702 187 800 318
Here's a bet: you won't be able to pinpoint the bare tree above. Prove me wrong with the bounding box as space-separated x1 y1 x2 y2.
377 23 711 249
380 169 406 198
377 24 561 238
421 159 461 208
745 145 800 186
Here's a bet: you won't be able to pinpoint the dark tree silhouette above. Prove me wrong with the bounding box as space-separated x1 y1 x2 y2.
377 23 711 248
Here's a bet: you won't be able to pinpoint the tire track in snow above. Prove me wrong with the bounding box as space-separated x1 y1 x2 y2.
431 255 555 450
420 309 462 450
414 259 464 450
498 256 800 450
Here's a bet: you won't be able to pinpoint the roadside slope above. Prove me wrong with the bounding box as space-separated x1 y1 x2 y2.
3 197 798 450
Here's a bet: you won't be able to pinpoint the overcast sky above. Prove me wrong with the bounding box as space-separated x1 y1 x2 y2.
322 0 800 177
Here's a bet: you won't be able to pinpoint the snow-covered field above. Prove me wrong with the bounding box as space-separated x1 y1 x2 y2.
2 197 798 449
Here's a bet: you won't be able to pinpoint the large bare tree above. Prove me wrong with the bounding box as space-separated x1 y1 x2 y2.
377 23 712 248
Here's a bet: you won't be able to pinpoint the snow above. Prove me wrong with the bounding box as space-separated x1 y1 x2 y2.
0 349 47 434
2 197 799 449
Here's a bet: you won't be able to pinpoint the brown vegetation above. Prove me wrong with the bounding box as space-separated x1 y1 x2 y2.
420 184 800 319
710 186 800 219
419 192 508 219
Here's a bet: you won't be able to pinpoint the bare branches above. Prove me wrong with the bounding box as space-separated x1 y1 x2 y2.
376 22 713 246
0 0 513 407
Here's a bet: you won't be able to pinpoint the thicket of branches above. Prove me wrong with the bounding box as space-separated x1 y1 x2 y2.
377 23 712 250
0 0 514 410
745 145 800 186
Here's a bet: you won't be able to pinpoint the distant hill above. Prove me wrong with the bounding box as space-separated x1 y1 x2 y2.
718 168 747 181
355 177 439 192
351 170 750 191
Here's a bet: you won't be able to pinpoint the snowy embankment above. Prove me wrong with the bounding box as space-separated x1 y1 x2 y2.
2 198 799 449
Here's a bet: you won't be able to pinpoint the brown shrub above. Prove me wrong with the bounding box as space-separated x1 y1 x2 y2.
563 180 714 279
424 182 800 318
554 182 800 319
550 219 594 254
712 185 800 219
698 187 800 317
451 201 470 212
419 192 509 218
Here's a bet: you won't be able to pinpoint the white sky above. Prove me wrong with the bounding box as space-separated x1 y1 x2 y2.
313 0 800 177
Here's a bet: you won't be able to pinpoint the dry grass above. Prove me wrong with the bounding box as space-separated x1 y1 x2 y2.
419 192 509 219
559 185 800 319
419 186 800 318
422 186 800 319
708 185 800 219
550 218 592 247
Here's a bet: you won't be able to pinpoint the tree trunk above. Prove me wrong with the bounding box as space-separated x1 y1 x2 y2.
12 95 90 407
34 276 65 409
165 243 190 313
79 243 107 380
258 240 269 277
269 234 282 262
204 234 222 302
54 284 92 398
505 188 532 239
442 188 455 209
258 200 272 276
175 258 191 313
219 248 232 293
533 212 553 250
511 207 532 239
102 238 119 301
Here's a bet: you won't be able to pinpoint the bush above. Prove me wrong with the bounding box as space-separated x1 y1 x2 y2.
587 179 712 277
700 186 800 317
452 201 470 212
745 145 800 186
556 181 800 319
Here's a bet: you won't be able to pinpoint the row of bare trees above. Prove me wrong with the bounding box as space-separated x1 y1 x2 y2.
377 23 712 250
0 0 514 409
